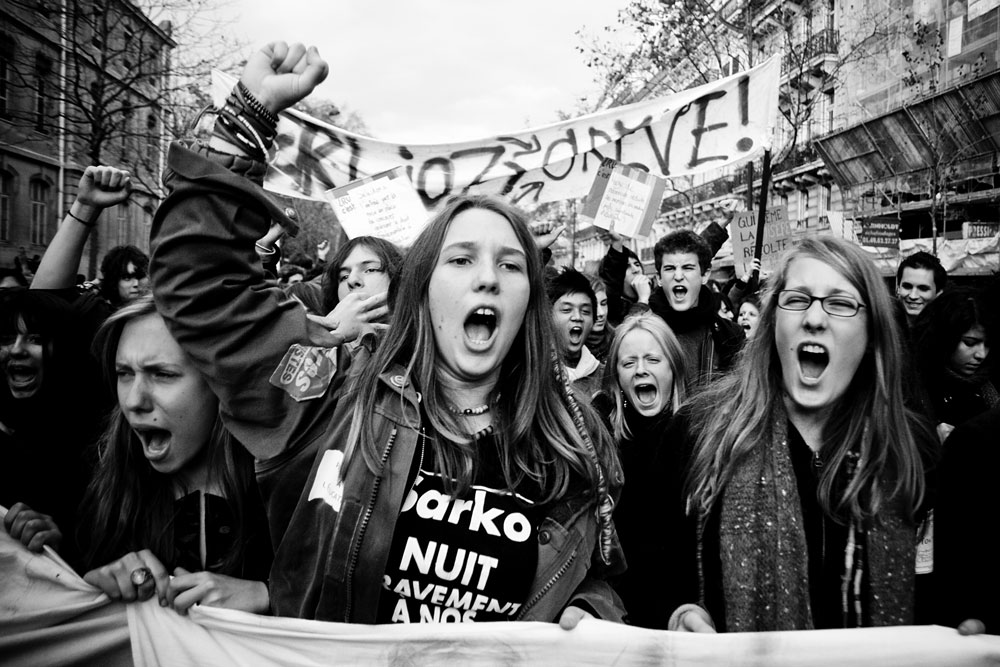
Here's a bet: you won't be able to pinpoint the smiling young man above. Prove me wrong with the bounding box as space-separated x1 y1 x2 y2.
547 270 602 403
896 251 947 327
647 230 744 390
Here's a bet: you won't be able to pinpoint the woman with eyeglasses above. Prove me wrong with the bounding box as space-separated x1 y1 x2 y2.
665 236 934 633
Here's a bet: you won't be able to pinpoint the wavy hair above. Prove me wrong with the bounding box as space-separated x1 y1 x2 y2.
343 194 619 504
99 245 149 307
80 295 256 574
685 236 927 524
321 236 404 314
601 313 687 442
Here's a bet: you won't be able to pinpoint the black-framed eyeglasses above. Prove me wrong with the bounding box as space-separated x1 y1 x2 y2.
776 290 866 317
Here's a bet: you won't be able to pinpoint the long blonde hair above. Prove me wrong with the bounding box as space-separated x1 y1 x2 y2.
601 313 687 442
685 236 928 524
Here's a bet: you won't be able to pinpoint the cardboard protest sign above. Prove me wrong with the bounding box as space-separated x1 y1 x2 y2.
213 56 780 208
578 158 667 238
731 206 793 276
325 167 428 247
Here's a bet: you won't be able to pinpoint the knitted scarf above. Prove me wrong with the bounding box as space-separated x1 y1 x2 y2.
717 408 916 631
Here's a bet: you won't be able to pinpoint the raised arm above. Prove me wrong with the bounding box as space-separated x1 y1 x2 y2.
149 43 330 460
32 166 131 289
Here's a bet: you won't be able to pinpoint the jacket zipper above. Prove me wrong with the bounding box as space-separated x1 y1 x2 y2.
343 426 398 621
514 547 578 620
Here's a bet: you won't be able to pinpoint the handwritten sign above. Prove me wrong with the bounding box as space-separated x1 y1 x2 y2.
325 167 428 247
579 158 666 238
731 206 793 276
213 56 780 209
858 218 899 248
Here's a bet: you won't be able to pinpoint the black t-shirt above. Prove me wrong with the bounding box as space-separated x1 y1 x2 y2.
376 431 542 623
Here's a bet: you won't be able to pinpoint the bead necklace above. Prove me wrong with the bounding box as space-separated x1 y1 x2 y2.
446 403 491 416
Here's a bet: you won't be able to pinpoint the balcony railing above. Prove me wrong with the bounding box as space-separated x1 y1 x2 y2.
782 29 839 75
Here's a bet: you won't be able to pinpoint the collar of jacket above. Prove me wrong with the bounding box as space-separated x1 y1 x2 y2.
369 365 424 425
648 285 717 333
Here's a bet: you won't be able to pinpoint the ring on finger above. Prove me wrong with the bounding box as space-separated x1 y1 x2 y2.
130 567 153 587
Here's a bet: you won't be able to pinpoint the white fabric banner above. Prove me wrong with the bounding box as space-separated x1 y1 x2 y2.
212 57 780 209
3 529 999 666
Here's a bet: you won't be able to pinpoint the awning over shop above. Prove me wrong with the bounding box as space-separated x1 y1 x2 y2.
814 71 1000 204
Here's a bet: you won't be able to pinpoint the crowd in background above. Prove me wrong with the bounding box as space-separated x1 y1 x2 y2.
2 40 1000 643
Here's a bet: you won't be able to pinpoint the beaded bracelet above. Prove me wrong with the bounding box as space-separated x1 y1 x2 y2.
216 111 267 161
224 96 276 144
237 81 278 127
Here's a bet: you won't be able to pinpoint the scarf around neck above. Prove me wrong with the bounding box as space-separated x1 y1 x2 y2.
715 405 916 631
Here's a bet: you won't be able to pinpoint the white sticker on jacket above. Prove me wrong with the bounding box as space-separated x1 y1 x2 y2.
308 450 345 512
269 344 338 402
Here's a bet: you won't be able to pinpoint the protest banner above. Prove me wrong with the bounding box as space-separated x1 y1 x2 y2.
3 524 999 667
325 167 428 247
578 158 667 238
730 206 793 276
213 56 780 210
858 217 900 248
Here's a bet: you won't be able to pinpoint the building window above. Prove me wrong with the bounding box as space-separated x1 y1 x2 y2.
29 179 49 245
120 97 132 156
34 54 52 133
0 172 11 241
801 189 811 222
145 112 158 161
117 202 130 245
0 36 12 118
823 184 832 212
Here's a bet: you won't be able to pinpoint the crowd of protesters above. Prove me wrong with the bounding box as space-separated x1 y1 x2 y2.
2 40 1000 645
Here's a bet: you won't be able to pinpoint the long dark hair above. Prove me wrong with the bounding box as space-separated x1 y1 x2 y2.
321 236 404 314
98 245 148 307
80 296 256 574
0 289 105 429
913 286 991 380
343 195 620 505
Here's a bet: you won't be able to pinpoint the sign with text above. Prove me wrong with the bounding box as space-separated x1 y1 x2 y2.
578 158 667 238
963 221 1000 239
213 56 780 209
325 167 428 247
731 206 793 276
858 217 900 248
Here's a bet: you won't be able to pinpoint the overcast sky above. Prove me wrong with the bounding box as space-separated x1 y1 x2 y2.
225 1 632 143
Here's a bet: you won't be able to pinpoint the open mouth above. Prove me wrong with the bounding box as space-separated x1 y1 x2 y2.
671 286 688 300
5 364 38 388
798 343 829 380
464 307 498 347
741 322 752 332
568 325 584 344
633 383 658 405
133 426 172 461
